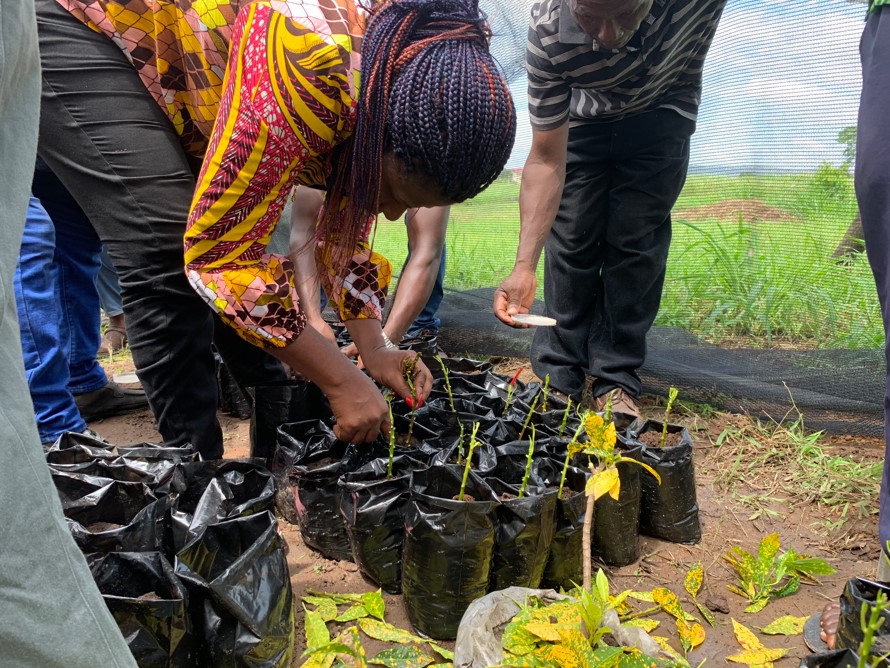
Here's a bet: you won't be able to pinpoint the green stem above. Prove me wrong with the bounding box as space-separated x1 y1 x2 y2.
621 605 662 622
518 394 540 441
558 397 573 437
518 425 535 499
459 423 480 501
435 355 455 414
557 420 587 500
456 421 466 465
503 383 515 417
661 387 679 448
858 590 889 668
406 406 416 447
541 374 550 413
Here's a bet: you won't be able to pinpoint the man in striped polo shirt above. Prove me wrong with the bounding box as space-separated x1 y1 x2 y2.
494 0 726 416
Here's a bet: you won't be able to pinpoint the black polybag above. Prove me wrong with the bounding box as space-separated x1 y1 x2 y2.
485 477 556 591
45 430 117 464
540 466 589 591
337 456 426 593
627 419 701 544
836 579 890 652
89 551 193 667
591 446 643 567
52 470 170 554
798 650 860 668
248 380 330 462
402 465 498 640
429 357 492 378
169 460 276 553
280 420 379 561
175 511 294 667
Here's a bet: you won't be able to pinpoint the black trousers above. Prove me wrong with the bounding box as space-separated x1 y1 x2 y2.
532 108 695 400
34 0 285 458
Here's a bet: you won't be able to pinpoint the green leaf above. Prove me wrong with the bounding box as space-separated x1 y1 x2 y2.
792 557 836 576
501 613 538 657
652 588 696 622
684 563 704 598
369 646 435 668
362 590 387 621
694 599 717 627
304 607 331 650
628 591 655 603
596 568 610 603
758 615 809 635
306 591 364 605
743 597 770 614
772 575 800 599
623 618 660 632
303 597 339 622
426 643 453 661
304 641 359 660
756 533 782 579
357 618 422 644
336 605 369 622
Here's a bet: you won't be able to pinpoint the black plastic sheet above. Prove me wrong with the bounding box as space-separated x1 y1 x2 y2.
89 551 193 667
627 419 702 545
249 380 331 462
402 465 498 640
338 456 426 593
175 512 294 667
485 478 556 591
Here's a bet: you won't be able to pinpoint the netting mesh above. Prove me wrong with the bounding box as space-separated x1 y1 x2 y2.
371 0 884 435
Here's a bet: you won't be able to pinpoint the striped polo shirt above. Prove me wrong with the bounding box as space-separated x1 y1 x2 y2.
527 0 727 130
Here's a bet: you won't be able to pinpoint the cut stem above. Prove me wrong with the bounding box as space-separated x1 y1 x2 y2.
503 367 523 417
456 421 466 465
557 420 587 500
582 462 605 592
518 425 536 499
435 355 455 414
459 422 481 501
660 387 679 448
541 374 550 413
518 394 540 441
387 396 396 479
558 397 573 437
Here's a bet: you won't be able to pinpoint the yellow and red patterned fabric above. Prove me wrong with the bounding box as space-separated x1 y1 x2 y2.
57 0 392 349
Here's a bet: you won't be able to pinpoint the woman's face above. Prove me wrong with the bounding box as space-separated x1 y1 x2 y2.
377 154 452 221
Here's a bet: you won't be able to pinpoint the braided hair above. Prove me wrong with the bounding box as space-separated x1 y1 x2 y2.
320 0 516 270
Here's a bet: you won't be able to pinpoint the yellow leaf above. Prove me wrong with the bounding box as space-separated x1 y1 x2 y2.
731 619 765 651
523 622 563 642
758 615 809 636
623 618 660 632
304 608 330 650
678 619 706 650
726 648 789 664
587 468 620 501
684 563 704 598
652 588 687 622
357 618 423 644
628 591 656 603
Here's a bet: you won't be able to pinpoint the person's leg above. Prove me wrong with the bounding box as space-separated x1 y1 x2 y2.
97 247 128 355
35 0 223 456
14 195 89 444
856 7 890 574
587 109 695 400
531 123 612 399
405 242 447 337
0 0 136 663
30 160 107 396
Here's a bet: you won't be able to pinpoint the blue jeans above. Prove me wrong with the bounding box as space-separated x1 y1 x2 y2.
96 245 123 318
15 169 107 444
404 243 446 337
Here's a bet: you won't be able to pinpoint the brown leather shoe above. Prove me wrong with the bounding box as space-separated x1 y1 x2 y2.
75 381 148 422
593 388 641 418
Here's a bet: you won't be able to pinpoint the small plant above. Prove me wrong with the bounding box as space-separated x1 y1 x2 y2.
558 396 573 437
541 374 550 412
579 411 661 590
434 355 455 414
660 387 679 447
518 425 535 499
723 532 836 612
557 420 587 500
503 367 523 417
518 394 539 441
857 589 890 668
402 355 420 446
458 422 481 501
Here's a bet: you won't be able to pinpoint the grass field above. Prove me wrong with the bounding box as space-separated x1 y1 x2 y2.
370 170 883 349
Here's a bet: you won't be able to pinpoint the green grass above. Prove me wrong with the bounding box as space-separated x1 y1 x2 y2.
370 171 882 349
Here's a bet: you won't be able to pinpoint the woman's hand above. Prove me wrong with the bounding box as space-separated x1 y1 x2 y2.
362 347 432 406
269 327 390 443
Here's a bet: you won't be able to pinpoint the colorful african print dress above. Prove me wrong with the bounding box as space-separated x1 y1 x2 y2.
56 0 391 349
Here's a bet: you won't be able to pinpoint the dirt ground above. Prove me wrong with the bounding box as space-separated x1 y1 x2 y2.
94 354 884 665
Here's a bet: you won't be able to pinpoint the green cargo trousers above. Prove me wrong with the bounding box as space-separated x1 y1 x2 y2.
0 0 136 664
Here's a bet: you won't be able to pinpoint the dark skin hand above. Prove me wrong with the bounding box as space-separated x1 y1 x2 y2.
819 601 840 650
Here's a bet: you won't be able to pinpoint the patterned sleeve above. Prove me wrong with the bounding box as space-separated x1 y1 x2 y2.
184 2 391 349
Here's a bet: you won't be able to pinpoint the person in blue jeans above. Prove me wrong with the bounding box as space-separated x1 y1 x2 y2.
289 186 448 351
96 245 128 356
16 160 147 446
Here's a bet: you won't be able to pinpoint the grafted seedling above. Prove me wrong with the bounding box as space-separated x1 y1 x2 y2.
518 425 535 499
402 355 420 446
557 396 573 437
458 422 481 501
386 394 396 479
503 367 522 417
541 374 550 412
434 355 455 414
518 394 539 441
660 387 679 448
